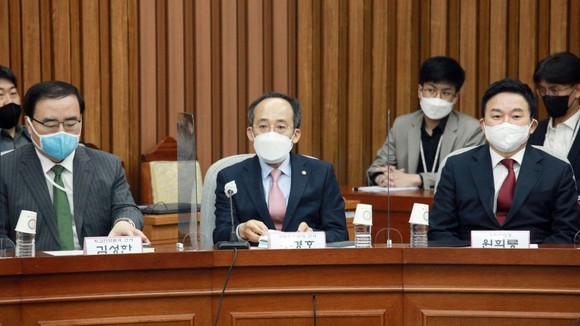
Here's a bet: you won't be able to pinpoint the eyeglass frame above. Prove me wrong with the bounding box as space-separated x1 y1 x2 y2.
31 117 82 132
419 86 457 101
251 123 294 134
536 84 577 97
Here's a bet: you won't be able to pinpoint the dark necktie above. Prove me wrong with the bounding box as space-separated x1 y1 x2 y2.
268 169 286 230
496 159 515 225
52 165 74 250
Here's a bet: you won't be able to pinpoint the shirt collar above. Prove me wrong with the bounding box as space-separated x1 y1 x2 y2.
258 154 292 180
489 146 525 167
548 108 580 131
35 147 76 174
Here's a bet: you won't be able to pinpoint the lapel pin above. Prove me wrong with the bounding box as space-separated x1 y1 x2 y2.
302 170 307 175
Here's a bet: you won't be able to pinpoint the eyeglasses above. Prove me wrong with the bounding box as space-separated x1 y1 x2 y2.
537 84 576 97
421 87 456 101
252 124 293 134
32 117 82 132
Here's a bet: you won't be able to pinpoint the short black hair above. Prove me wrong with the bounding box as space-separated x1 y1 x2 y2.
23 81 85 118
419 56 466 92
533 52 580 86
248 92 301 128
481 78 537 118
0 65 18 87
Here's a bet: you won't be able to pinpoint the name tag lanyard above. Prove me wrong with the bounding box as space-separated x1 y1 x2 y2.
547 112 580 154
420 137 443 173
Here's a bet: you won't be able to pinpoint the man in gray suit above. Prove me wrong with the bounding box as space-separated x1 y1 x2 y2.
367 56 485 189
0 81 147 251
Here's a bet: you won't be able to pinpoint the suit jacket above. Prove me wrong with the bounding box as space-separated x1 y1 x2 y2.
529 119 580 194
0 144 143 250
212 153 349 244
367 110 485 188
429 144 580 244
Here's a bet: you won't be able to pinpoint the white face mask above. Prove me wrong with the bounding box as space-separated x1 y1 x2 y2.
484 122 530 153
419 94 455 120
253 131 294 164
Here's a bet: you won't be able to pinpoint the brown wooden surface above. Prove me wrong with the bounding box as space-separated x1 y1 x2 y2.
342 185 434 245
0 247 578 325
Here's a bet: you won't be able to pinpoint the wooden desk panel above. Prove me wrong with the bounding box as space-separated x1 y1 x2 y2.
342 186 434 244
0 247 578 325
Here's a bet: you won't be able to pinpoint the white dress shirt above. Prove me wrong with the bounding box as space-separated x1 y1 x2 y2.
544 109 580 158
35 149 81 249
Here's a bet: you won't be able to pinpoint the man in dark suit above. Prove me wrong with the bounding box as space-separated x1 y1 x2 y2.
0 81 147 250
0 65 32 154
528 52 580 194
430 78 580 245
213 92 348 244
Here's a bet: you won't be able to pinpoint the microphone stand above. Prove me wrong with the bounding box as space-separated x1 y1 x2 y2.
215 190 250 249
386 110 393 247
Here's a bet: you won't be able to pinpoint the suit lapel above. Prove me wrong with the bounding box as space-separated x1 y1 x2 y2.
468 146 496 224
241 156 272 227
407 113 423 171
439 112 458 167
72 147 94 240
284 153 309 230
568 131 580 165
507 146 542 222
19 146 59 244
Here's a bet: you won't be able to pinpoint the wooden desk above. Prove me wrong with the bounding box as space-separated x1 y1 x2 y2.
1 247 578 325
342 185 434 244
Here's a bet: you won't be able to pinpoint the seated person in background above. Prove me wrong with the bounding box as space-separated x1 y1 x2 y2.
367 56 485 189
0 65 31 154
213 92 349 244
429 78 580 245
529 52 580 194
0 80 147 250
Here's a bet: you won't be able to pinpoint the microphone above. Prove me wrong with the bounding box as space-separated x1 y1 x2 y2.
215 180 250 249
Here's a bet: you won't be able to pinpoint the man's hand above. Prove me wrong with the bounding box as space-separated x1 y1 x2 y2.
239 219 269 242
297 222 313 232
109 220 150 244
374 166 421 188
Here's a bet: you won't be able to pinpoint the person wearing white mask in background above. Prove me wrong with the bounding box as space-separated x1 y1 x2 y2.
213 92 348 245
529 52 580 194
0 80 148 250
367 56 485 189
429 78 580 245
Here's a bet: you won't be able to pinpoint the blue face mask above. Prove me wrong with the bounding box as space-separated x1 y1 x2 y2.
27 117 80 162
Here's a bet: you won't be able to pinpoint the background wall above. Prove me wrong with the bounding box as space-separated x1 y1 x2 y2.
2 0 578 201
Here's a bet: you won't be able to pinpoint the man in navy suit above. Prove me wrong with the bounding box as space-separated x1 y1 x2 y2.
430 78 580 245
213 92 348 244
529 52 580 194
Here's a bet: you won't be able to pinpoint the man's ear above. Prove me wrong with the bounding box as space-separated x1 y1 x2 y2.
246 127 254 141
291 128 301 144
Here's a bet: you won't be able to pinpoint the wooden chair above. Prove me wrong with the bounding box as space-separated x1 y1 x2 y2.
140 136 202 245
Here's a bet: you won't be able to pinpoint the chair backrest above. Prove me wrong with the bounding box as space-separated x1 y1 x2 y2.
141 136 202 205
199 154 255 246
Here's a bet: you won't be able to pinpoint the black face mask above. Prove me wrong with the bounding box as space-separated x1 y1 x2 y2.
541 95 572 118
0 102 22 129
